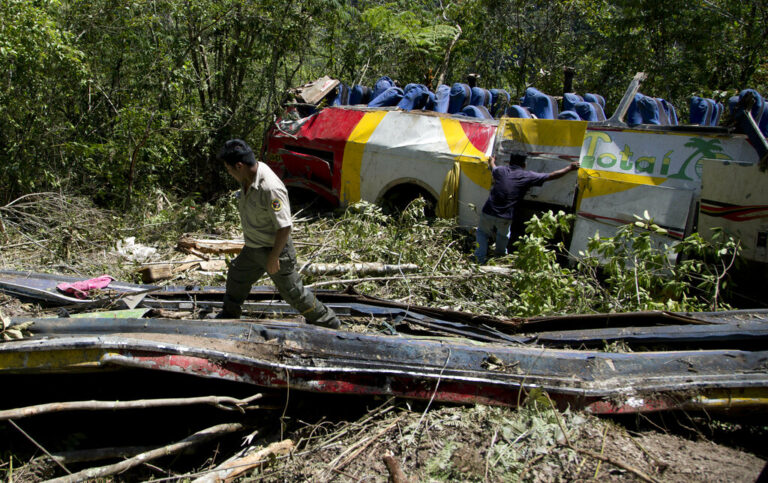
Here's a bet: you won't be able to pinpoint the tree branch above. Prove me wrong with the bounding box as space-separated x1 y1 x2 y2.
0 394 263 421
46 423 246 483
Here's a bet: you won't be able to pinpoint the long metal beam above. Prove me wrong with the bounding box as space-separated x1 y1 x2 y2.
2 317 767 414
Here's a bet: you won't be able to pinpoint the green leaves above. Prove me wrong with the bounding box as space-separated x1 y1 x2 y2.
2 0 767 209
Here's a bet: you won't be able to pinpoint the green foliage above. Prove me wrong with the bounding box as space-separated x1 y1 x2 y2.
295 203 741 318
582 211 740 311
422 402 586 481
504 211 597 316
0 0 88 203
490 209 739 316
1 0 766 207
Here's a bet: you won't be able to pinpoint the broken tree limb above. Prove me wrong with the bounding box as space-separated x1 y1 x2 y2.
180 245 211 260
177 235 244 255
572 447 660 483
382 453 410 483
138 254 226 282
0 394 263 421
28 445 156 466
477 265 517 276
301 262 419 276
191 439 294 483
46 423 246 483
306 273 488 288
8 419 71 475
320 416 404 481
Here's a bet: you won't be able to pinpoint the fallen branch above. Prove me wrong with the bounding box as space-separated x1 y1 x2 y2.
138 254 226 282
573 447 660 483
191 439 294 483
177 235 244 255
542 393 660 482
382 454 410 483
46 423 246 483
306 273 489 288
320 416 404 481
8 419 70 475
24 445 155 470
301 262 419 276
0 394 262 421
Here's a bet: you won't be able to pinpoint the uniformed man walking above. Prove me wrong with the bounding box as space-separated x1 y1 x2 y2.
215 139 340 328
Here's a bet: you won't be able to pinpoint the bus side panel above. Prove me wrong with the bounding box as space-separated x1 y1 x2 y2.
700 160 768 264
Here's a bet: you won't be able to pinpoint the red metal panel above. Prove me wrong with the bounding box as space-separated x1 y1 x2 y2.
458 120 496 155
267 109 367 200
117 352 530 407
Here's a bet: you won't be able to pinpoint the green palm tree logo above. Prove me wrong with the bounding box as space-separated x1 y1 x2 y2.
668 138 725 180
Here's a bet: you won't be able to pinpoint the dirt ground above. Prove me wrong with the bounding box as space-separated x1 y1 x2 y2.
250 401 766 482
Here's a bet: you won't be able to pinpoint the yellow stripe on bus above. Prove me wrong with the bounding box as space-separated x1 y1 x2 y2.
440 118 492 189
501 118 587 147
340 111 388 204
578 168 668 201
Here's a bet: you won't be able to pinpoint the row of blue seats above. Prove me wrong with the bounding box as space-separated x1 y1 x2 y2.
506 89 608 121
331 77 767 134
626 93 679 126
516 88 765 132
332 76 507 119
333 77 610 122
631 89 767 134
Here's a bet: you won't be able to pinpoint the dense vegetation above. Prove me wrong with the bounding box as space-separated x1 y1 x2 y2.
2 0 766 207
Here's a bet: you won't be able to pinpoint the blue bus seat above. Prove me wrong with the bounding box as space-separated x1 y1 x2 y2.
470 87 491 107
372 76 395 100
397 84 431 110
349 85 373 105
461 105 493 119
505 105 534 118
574 102 606 121
558 110 581 120
448 83 471 114
659 98 678 125
368 86 404 107
690 96 717 126
331 83 350 106
584 93 606 109
521 87 559 119
563 93 583 112
433 84 451 113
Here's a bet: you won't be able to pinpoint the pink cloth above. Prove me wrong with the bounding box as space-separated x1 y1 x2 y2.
56 275 114 299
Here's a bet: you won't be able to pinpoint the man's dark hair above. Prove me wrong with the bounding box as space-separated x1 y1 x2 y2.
218 139 256 166
509 153 527 167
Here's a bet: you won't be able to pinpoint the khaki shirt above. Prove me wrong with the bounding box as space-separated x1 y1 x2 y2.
238 162 292 248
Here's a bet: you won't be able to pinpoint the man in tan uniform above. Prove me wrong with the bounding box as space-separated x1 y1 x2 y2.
216 139 340 328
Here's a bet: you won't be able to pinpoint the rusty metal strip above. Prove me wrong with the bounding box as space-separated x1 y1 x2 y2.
2 320 767 414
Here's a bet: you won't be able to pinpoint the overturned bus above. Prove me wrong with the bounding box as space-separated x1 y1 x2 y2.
264 73 768 274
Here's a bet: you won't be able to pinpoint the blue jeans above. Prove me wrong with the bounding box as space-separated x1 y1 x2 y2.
474 212 512 263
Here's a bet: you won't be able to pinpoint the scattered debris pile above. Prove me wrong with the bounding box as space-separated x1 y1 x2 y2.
1 269 766 481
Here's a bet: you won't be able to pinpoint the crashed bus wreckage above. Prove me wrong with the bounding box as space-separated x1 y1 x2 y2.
1 270 767 416
266 73 768 276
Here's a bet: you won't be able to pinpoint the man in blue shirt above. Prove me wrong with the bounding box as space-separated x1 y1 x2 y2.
474 153 579 263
